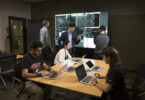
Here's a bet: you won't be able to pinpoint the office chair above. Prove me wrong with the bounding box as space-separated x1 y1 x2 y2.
11 62 28 99
0 54 17 88
137 63 145 78
130 63 145 100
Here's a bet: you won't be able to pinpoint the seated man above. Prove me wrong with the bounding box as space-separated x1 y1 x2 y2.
54 40 72 64
21 40 55 100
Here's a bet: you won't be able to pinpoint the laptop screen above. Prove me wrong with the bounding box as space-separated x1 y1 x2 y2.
75 64 87 81
86 61 94 68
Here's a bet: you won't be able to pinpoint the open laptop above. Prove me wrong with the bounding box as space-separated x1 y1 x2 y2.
43 65 67 79
75 64 95 85
65 66 75 72
86 60 103 71
72 54 86 63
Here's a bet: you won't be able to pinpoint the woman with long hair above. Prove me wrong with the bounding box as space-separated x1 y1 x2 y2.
91 47 129 100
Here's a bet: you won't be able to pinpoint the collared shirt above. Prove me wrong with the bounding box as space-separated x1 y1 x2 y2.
68 32 72 48
40 26 52 48
54 48 72 64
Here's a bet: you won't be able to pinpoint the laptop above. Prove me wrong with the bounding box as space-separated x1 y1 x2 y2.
65 66 75 72
86 60 103 71
43 65 67 79
72 54 86 63
75 64 95 85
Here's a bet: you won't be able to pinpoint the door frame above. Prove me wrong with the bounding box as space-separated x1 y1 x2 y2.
8 16 27 54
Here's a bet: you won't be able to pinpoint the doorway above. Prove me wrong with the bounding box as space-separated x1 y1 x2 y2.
8 16 27 54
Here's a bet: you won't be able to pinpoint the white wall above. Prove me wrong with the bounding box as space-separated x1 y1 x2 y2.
0 0 31 52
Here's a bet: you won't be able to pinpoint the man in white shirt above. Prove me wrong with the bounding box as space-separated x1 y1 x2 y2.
54 41 72 64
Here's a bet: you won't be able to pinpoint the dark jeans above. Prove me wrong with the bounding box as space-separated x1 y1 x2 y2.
42 46 56 66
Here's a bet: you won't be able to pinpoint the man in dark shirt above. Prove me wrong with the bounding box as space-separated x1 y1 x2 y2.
58 23 81 57
94 25 110 60
21 40 55 100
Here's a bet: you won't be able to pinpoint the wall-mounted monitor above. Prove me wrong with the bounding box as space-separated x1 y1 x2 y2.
55 11 108 48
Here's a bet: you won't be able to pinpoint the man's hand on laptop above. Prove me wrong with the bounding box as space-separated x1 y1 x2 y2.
41 71 51 76
50 68 57 73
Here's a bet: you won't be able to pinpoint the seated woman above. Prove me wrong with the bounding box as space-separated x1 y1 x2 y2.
91 47 129 100
54 41 72 64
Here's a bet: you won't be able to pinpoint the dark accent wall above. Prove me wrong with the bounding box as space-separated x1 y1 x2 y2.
31 0 145 70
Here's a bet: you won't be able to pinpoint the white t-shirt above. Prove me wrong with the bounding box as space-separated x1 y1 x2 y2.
54 48 72 64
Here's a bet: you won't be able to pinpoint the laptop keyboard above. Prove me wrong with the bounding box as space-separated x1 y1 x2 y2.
72 59 81 62
92 66 99 71
82 76 92 83
66 67 75 72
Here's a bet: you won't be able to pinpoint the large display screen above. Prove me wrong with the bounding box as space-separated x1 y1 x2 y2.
55 12 108 48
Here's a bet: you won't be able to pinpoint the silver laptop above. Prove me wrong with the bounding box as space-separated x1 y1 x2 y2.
75 64 94 85
65 66 75 72
43 65 67 79
86 60 103 71
72 54 86 63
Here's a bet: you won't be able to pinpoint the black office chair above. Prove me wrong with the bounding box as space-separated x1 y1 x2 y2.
0 54 17 88
130 63 145 100
12 62 26 98
137 63 145 78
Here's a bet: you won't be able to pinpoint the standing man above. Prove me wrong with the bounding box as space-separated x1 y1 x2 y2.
40 19 52 48
94 25 110 60
40 19 53 65
58 23 81 57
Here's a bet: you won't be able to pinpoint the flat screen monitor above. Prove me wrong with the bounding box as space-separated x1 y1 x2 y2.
55 12 108 48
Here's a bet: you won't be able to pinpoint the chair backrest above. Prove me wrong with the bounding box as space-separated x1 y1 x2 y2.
13 62 23 80
0 55 17 71
137 63 145 78
132 75 145 90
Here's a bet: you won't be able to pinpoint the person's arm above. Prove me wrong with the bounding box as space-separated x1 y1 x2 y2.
68 52 72 59
91 78 112 93
42 62 49 70
22 68 52 78
22 68 38 78
42 62 55 73
96 83 112 93
21 55 39 78
58 33 64 49
40 29 44 45
94 73 106 79
74 34 81 44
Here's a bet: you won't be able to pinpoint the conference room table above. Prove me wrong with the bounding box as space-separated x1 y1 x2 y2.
16 54 23 59
28 58 109 98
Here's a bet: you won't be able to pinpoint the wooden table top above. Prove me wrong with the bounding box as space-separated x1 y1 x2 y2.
28 58 109 97
16 55 23 59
